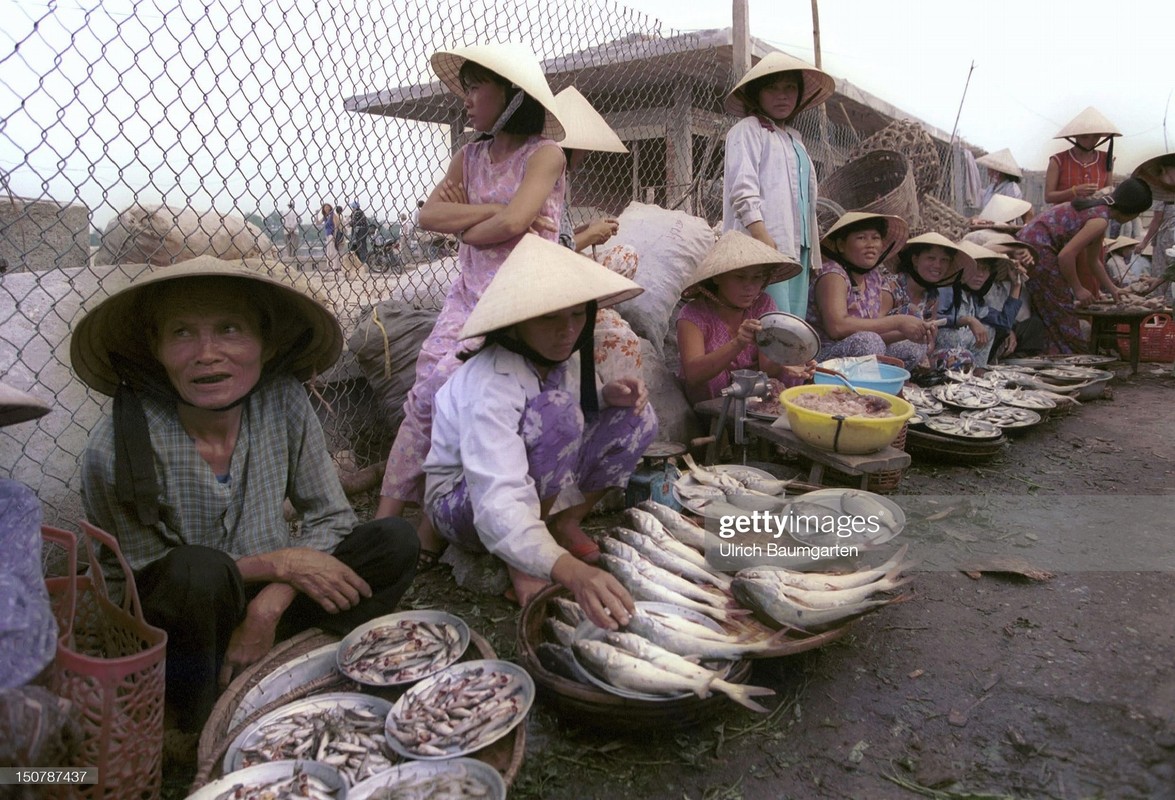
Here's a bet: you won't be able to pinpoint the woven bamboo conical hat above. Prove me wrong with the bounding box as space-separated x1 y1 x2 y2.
0 381 50 428
977 194 1032 225
682 231 801 298
724 52 835 118
554 87 627 153
1105 236 1140 254
975 148 1022 179
1054 107 1121 139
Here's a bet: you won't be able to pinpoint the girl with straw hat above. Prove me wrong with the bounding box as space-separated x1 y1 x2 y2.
806 211 934 369
553 86 627 253
722 51 835 317
934 241 1015 369
975 148 1032 222
1135 152 1175 301
1103 236 1142 288
1015 178 1152 353
71 257 419 734
423 235 655 626
962 231 1046 360
1045 107 1121 205
885 232 976 327
377 43 568 568
676 230 814 404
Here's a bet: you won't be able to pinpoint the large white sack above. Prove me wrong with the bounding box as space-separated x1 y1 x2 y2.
94 204 276 265
607 203 715 358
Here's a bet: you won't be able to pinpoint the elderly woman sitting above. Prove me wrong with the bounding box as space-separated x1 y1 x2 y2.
73 257 418 735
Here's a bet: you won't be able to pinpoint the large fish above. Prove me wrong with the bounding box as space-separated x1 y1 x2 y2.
599 537 728 605
599 555 741 623
624 608 793 660
732 576 905 631
601 631 773 712
635 500 708 551
738 544 914 593
623 511 712 568
611 527 731 591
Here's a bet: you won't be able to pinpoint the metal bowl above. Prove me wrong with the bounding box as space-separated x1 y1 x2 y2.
336 610 470 687
347 758 505 800
755 311 820 366
187 760 347 800
384 660 535 761
231 643 340 729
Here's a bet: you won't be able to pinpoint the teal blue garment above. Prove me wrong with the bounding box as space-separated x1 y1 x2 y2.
763 133 813 318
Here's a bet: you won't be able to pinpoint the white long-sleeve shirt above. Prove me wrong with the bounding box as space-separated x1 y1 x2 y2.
722 115 820 315
424 346 599 579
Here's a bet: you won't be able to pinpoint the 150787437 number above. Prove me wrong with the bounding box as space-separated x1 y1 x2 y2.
0 768 98 785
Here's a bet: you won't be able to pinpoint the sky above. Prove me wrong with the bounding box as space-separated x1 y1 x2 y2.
622 0 1174 174
1 0 1171 230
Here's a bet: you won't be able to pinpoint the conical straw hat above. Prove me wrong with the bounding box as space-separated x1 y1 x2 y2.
977 194 1032 225
1132 152 1175 190
957 239 1011 266
554 87 627 153
975 148 1022 179
70 256 343 397
820 212 909 258
898 232 976 279
0 381 50 428
724 51 835 118
1105 236 1140 254
964 230 1039 262
682 231 801 298
1054 107 1121 139
461 235 643 339
431 43 565 141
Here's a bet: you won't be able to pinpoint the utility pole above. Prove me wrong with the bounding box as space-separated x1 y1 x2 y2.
733 0 751 80
811 0 832 171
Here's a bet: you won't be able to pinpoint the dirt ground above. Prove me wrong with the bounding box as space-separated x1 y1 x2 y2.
169 365 1175 800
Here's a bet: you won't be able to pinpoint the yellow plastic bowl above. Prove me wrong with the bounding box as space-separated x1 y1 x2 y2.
780 385 914 454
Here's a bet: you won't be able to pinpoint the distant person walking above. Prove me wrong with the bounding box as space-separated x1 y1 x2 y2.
349 201 370 264
322 203 343 271
282 201 300 260
400 211 417 260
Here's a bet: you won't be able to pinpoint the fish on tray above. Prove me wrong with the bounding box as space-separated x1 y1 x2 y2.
599 555 743 623
213 766 340 800
238 705 394 786
608 528 730 590
339 619 463 684
624 607 797 661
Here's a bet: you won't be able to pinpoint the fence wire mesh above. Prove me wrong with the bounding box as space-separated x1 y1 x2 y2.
2 0 969 527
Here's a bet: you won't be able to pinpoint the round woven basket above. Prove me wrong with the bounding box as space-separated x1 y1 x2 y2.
516 585 850 730
904 427 1006 463
850 119 942 198
915 194 970 241
821 150 921 230
193 625 525 792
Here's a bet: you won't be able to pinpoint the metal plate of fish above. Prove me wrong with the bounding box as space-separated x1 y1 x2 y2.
672 464 776 516
1036 366 1106 382
384 660 535 761
922 413 1003 440
224 693 396 785
1048 354 1117 366
347 757 505 800
960 406 1042 430
931 383 1001 410
185 760 346 800
782 489 905 547
231 643 340 729
899 385 943 415
337 611 470 687
994 387 1056 410
569 602 730 702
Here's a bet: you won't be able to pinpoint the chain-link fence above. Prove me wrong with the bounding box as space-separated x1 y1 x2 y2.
2 0 972 527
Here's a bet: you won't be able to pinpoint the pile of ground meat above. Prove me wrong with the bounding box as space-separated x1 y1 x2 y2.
789 388 894 418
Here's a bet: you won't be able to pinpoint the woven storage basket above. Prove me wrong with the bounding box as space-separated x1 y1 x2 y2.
194 625 524 792
821 150 921 229
850 119 942 197
915 194 970 241
42 523 167 800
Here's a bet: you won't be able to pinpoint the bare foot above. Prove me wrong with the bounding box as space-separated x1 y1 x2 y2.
507 567 551 607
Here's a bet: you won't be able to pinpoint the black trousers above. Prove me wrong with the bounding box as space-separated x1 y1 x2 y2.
991 317 1048 360
134 518 419 732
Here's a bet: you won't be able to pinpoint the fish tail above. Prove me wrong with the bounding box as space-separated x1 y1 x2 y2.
712 680 775 713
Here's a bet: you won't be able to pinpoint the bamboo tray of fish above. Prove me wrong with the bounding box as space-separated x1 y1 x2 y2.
194 628 525 793
904 427 1006 463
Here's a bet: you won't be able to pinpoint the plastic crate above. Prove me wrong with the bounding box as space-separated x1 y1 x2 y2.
1116 313 1175 362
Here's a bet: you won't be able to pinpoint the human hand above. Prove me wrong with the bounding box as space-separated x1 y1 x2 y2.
602 377 649 413
1074 183 1098 199
276 548 372 613
219 613 278 690
435 179 467 205
735 317 762 348
896 315 935 345
999 331 1018 358
528 215 558 235
967 319 989 345
551 555 635 630
1072 286 1095 307
580 217 620 248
